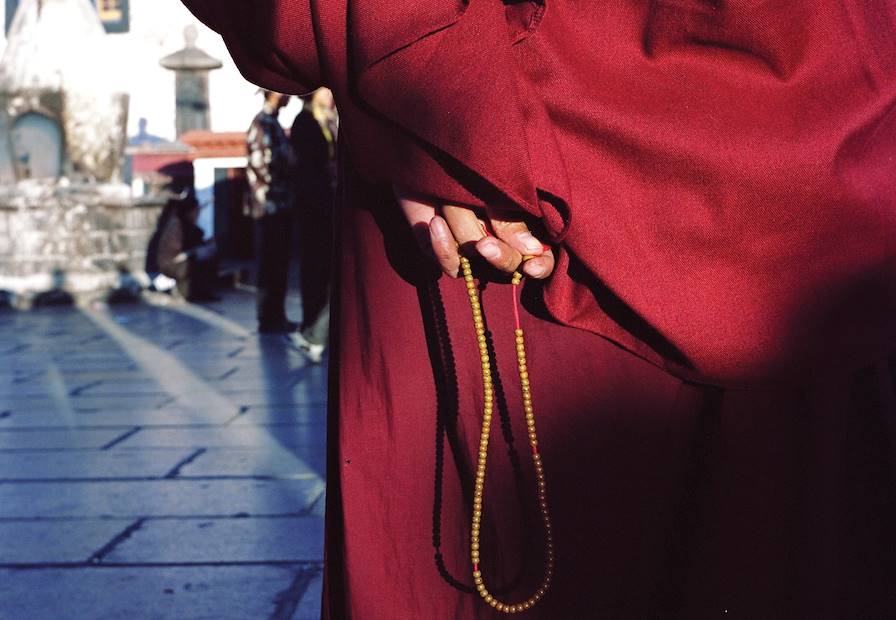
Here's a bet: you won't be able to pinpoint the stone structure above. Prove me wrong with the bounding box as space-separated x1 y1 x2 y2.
1 0 129 182
0 0 163 306
160 25 222 138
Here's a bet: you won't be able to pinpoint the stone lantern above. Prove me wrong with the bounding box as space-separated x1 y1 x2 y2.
160 25 223 138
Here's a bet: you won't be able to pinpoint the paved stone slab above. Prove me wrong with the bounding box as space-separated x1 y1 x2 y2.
293 573 323 620
0 479 324 518
104 516 324 563
0 428 131 450
1 292 327 618
0 450 193 480
0 394 172 415
116 427 322 450
228 405 327 427
216 386 328 408
0 565 314 620
175 448 318 479
0 408 223 429
76 380 188 397
0 519 134 564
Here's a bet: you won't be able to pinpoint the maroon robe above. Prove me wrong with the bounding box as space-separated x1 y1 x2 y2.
182 1 896 617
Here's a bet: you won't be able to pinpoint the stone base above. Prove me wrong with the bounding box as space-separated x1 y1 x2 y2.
0 179 165 307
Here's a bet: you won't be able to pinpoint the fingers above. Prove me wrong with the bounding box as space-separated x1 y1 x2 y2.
487 218 555 279
395 189 437 258
429 215 460 277
395 185 555 280
442 205 523 274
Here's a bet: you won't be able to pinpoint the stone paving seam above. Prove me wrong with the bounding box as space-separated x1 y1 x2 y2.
163 447 207 478
100 427 142 450
86 518 146 564
269 569 316 620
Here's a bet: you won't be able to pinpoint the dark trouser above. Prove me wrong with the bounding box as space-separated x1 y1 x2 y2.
297 205 332 345
254 210 292 327
176 253 218 301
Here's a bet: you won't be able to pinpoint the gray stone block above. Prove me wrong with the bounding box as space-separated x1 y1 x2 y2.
293 574 323 620
0 565 309 620
174 447 319 479
114 426 323 451
228 404 327 427
0 478 325 518
0 427 130 450
0 519 134 564
103 516 324 563
0 449 193 480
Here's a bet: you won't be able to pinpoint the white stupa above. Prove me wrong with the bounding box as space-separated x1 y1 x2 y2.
0 0 164 307
0 0 129 182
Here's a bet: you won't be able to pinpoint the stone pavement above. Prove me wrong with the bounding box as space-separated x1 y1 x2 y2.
0 289 328 620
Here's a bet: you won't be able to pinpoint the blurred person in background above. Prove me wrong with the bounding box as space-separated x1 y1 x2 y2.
288 88 337 363
152 192 219 302
247 89 297 334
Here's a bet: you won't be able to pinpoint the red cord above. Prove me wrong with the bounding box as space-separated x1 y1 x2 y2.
512 282 521 331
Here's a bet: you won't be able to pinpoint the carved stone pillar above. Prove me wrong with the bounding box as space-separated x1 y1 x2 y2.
160 25 223 138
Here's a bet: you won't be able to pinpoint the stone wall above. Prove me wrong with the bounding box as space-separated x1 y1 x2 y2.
0 180 163 304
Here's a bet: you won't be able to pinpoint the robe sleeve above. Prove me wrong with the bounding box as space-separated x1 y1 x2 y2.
180 0 323 95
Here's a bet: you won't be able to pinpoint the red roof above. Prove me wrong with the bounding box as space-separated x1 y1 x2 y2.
180 130 247 159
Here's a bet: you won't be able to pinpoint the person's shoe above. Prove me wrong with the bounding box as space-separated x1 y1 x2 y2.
288 331 326 363
258 320 299 334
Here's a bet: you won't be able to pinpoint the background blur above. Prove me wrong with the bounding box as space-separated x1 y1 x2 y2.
0 2 328 618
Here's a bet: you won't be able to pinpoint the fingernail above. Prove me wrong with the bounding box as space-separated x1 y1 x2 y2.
480 239 501 259
430 218 447 240
525 262 547 278
516 232 542 254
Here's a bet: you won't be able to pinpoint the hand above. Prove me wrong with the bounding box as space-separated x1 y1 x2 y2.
395 187 555 279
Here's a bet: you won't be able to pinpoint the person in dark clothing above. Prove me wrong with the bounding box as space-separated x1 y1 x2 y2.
247 90 296 333
288 88 336 362
151 193 219 302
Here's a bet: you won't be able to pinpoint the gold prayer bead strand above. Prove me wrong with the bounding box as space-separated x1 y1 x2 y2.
460 256 554 614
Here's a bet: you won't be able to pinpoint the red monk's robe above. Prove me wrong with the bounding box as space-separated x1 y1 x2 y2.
183 1 896 617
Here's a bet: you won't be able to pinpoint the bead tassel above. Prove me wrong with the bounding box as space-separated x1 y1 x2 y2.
461 256 554 614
